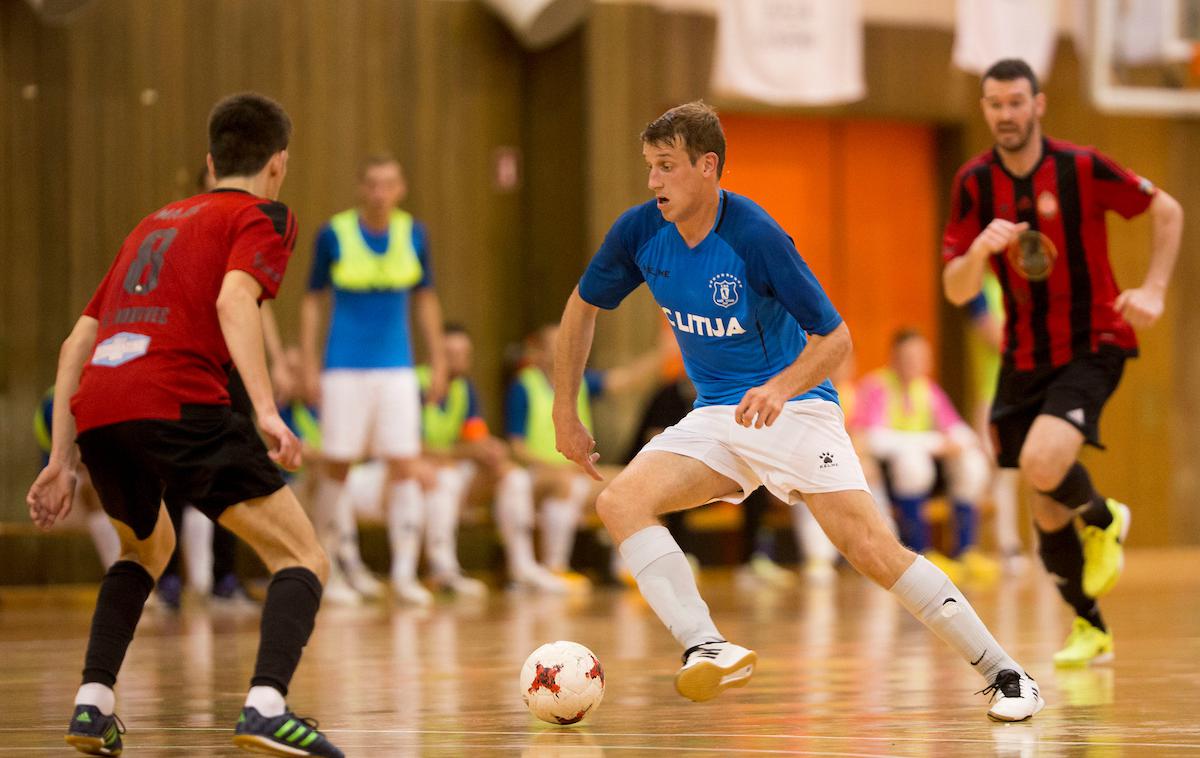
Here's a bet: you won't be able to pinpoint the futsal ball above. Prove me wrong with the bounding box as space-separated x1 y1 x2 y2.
520 641 605 725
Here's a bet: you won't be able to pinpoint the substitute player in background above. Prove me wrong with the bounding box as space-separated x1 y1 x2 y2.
555 101 1043 721
942 58 1183 667
301 154 447 606
27 93 342 757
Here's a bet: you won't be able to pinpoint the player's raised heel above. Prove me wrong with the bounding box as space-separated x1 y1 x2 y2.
674 641 757 702
1082 499 1131 599
232 707 344 757
980 670 1045 722
65 705 124 756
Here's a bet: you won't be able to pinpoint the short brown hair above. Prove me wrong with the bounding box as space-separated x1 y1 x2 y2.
358 153 402 181
207 93 291 179
982 58 1040 95
640 101 726 178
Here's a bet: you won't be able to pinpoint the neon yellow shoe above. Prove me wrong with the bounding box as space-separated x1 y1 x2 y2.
1053 616 1114 668
959 549 1001 584
1081 499 1131 598
923 550 965 584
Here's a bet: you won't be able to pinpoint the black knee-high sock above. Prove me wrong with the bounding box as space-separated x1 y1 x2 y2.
211 523 238 582
82 561 155 687
251 567 322 696
1043 462 1112 530
741 488 768 563
162 500 186 579
1037 523 1106 631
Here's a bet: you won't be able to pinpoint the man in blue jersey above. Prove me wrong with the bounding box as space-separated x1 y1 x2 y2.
553 101 1043 721
301 154 447 606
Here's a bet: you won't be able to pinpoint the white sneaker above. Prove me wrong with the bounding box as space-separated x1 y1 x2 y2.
343 562 386 600
392 579 434 607
510 565 569 594
982 670 1045 722
322 572 363 607
433 573 488 599
674 640 757 702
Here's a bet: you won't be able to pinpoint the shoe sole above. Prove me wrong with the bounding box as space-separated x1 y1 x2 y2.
232 734 315 756
1087 504 1131 599
987 694 1046 722
674 651 758 702
65 734 120 756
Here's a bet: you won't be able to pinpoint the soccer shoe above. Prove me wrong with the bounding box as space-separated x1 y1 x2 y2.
674 640 758 702
342 562 386 600
431 572 488 599
232 707 343 757
1053 616 1114 668
212 574 259 607
750 553 797 588
922 550 965 584
320 572 362 607
979 669 1045 722
554 570 594 593
392 579 434 606
65 705 124 756
156 573 183 611
959 549 1002 584
1081 499 1131 599
510 565 570 594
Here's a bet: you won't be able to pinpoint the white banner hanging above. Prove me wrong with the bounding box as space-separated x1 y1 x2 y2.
952 0 1060 80
711 0 865 106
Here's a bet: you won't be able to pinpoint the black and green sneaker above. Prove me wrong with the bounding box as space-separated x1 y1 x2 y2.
232 707 343 757
64 704 124 756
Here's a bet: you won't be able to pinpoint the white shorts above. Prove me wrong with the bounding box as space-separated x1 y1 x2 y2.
640 399 869 506
321 368 421 461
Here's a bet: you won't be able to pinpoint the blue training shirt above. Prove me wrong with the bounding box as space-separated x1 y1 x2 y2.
308 217 433 370
579 190 842 408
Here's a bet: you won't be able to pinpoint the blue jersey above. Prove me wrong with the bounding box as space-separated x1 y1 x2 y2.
579 191 842 408
307 218 433 370
506 369 605 438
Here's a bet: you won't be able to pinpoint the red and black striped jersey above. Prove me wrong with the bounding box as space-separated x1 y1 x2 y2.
72 188 298 433
942 137 1155 372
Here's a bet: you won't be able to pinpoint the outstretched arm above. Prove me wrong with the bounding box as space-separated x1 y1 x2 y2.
27 316 97 530
552 287 602 480
1115 189 1184 328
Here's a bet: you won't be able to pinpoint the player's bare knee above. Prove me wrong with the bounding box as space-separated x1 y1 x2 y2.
305 545 331 585
1019 451 1069 492
594 487 622 529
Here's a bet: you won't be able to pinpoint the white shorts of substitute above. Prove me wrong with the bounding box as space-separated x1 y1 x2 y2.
639 399 869 506
321 368 421 461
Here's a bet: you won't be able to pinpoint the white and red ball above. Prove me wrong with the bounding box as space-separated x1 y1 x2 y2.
519 641 605 725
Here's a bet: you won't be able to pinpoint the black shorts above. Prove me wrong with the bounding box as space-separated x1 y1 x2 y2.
77 404 285 540
990 346 1128 469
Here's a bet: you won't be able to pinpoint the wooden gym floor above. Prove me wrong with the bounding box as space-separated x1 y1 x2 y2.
2 548 1199 757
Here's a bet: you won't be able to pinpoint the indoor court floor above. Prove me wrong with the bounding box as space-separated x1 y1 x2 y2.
2 548 1199 757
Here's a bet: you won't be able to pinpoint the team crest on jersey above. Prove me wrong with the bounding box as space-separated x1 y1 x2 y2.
1037 191 1058 219
91 332 150 367
709 274 742 308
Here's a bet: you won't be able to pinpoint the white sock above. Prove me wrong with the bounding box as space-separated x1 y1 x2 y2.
314 477 346 550
74 682 115 715
792 503 838 563
387 480 424 585
181 506 213 594
495 468 538 576
334 483 367 571
619 525 723 650
992 469 1022 554
244 685 286 718
86 512 121 570
425 468 465 579
890 555 1021 682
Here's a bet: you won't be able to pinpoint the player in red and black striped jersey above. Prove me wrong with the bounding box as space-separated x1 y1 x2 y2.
943 59 1184 668
27 94 343 757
